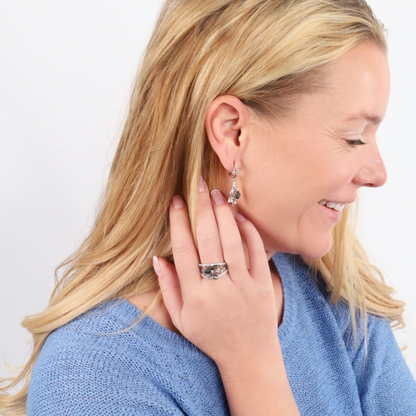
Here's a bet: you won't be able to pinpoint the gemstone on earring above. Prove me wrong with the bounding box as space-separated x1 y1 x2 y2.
228 185 241 206
228 163 241 205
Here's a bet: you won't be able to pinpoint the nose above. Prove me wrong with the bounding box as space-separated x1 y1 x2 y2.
352 143 387 188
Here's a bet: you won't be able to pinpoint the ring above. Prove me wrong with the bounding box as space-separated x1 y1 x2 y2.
199 262 228 280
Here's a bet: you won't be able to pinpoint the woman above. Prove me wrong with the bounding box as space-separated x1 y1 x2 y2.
1 0 415 414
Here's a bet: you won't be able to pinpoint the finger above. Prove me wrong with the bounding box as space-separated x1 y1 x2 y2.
169 196 201 296
210 189 250 282
155 256 184 333
233 212 270 283
195 177 224 265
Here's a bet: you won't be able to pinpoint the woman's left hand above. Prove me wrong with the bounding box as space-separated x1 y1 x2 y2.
153 177 281 368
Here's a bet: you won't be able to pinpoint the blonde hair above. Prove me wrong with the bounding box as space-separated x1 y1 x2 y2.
0 0 405 414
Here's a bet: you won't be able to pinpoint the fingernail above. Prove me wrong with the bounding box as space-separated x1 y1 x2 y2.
211 189 225 205
234 212 246 223
153 256 161 277
199 176 206 193
172 195 184 209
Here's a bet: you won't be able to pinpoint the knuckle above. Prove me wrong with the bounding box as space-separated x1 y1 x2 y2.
214 206 231 219
196 196 210 207
252 245 267 259
172 240 194 255
223 241 242 255
197 233 217 248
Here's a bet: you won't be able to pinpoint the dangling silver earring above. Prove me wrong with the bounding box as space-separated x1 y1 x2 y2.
228 164 241 206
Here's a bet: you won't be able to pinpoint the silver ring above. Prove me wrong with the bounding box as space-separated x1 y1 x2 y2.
199 262 228 280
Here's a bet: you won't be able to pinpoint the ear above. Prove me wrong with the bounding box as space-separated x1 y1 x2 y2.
205 95 250 171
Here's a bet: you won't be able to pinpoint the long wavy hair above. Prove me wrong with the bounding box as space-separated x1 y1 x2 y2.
0 0 405 414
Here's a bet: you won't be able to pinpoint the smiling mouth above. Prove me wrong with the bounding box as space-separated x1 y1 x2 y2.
318 200 346 212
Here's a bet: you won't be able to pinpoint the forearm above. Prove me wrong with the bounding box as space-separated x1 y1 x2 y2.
217 341 300 416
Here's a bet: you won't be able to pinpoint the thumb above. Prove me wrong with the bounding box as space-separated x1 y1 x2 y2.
153 256 184 332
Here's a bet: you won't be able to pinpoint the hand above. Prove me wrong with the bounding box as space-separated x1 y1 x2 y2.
154 177 280 367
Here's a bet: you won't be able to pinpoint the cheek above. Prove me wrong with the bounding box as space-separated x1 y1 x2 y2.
296 155 354 201
242 136 356 255
268 162 352 256
246 146 352 220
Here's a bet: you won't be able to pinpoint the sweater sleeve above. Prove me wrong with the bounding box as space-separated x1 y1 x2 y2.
352 315 416 416
27 341 187 416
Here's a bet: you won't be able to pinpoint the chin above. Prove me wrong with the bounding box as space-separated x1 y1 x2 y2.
266 226 334 260
296 234 333 260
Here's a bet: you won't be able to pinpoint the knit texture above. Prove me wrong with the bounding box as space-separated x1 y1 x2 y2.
27 252 416 415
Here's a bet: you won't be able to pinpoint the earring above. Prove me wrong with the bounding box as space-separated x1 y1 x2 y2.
228 164 241 206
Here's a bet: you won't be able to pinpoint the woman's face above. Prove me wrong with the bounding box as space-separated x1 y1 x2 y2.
236 42 390 259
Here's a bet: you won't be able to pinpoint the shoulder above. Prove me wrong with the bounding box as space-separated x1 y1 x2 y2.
27 300 209 415
274 253 416 414
274 252 404 356
306 260 416 412
350 312 416 413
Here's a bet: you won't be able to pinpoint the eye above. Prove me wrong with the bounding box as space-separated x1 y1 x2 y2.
345 139 367 146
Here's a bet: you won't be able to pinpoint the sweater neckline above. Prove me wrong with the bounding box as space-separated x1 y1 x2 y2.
272 251 297 348
105 298 205 357
106 251 298 354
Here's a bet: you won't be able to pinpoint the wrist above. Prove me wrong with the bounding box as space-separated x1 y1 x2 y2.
215 338 284 382
215 340 300 415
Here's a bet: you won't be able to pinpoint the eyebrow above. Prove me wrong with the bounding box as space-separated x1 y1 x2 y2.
343 112 385 126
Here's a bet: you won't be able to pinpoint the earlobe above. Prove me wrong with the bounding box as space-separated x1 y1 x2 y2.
205 95 248 171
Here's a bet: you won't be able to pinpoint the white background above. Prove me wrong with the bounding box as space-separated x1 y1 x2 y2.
1 0 415 390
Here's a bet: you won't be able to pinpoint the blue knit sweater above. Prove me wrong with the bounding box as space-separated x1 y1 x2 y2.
27 252 416 415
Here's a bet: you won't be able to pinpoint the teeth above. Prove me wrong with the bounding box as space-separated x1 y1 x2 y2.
319 200 347 212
